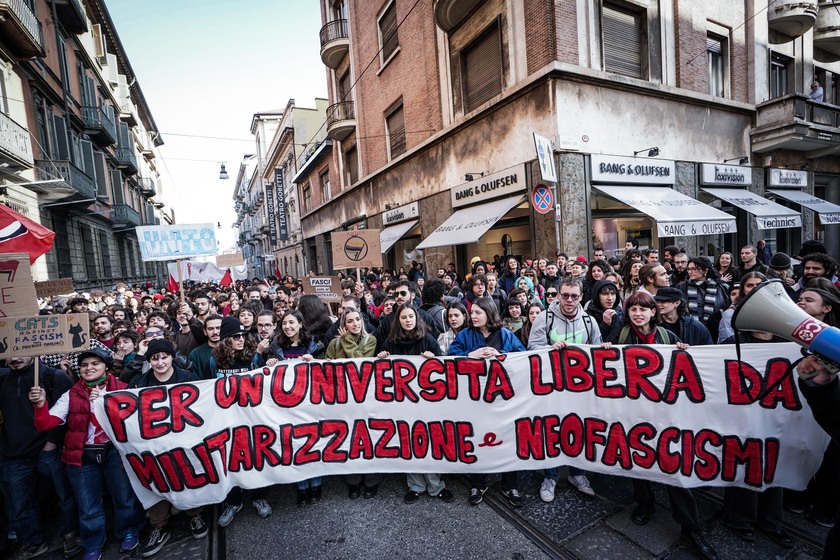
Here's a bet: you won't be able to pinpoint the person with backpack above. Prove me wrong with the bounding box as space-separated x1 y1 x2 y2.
527 277 599 501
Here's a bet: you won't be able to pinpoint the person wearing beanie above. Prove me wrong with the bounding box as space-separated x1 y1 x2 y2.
767 252 797 301
127 340 204 555
30 347 145 560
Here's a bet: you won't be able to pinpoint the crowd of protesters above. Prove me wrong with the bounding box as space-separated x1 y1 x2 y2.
3 239 840 560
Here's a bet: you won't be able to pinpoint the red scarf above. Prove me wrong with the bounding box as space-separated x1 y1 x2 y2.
631 324 656 344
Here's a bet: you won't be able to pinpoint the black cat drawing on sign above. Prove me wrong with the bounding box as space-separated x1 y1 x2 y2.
68 322 86 349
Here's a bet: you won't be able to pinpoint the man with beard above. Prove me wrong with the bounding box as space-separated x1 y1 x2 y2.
188 315 223 379
793 253 839 297
0 356 80 559
92 315 115 348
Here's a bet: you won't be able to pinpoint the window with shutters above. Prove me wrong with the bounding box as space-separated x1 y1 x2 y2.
111 169 124 204
52 115 69 161
770 53 791 99
320 169 331 201
302 183 312 213
345 146 358 185
80 140 95 180
0 68 8 115
93 153 109 198
707 34 727 98
378 1 399 66
602 2 646 79
79 224 99 279
99 233 112 277
338 70 352 102
461 22 503 113
51 214 73 279
117 236 128 276
385 102 405 160
35 97 49 158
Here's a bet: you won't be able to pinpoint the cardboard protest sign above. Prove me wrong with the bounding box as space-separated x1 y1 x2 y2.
0 253 38 317
0 313 89 358
34 278 75 298
95 343 829 510
136 224 217 261
331 230 382 269
301 276 341 302
215 253 245 268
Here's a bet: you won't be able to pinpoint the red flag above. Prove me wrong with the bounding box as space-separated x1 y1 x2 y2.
220 269 233 287
0 204 55 264
167 274 179 294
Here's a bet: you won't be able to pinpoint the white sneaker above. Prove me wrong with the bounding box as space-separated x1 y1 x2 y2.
539 478 557 503
568 474 595 496
252 499 272 519
218 503 243 527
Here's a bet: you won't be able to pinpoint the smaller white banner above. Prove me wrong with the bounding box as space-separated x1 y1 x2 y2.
137 224 217 262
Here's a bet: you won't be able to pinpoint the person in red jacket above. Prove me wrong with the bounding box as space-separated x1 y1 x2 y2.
29 347 145 560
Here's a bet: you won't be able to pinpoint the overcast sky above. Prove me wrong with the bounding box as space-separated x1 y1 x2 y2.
108 0 328 249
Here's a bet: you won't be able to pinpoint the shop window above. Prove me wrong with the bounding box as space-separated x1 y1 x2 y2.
378 1 399 66
302 183 312 213
345 146 358 185
707 33 727 98
461 22 503 113
770 53 791 98
320 169 331 202
385 103 405 160
602 2 646 79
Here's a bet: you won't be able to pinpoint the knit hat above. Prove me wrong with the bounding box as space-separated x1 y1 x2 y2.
653 287 684 302
219 317 245 339
145 339 176 361
769 252 792 269
799 240 827 258
77 347 114 369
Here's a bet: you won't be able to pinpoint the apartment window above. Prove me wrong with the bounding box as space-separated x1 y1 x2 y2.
302 183 312 213
385 103 406 160
338 70 352 102
333 0 347 21
79 224 99 279
707 34 727 98
51 214 73 279
99 234 112 277
602 3 645 79
320 169 331 201
461 23 503 113
345 146 358 185
0 68 8 115
378 1 399 64
770 53 791 98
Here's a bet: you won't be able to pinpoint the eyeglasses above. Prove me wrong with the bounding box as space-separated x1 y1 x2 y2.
144 330 163 338
229 333 245 340
394 290 409 297
686 266 698 271
546 291 557 296
559 293 581 300
525 273 535 277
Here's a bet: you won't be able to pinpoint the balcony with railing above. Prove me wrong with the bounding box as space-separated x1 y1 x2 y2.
49 0 86 34
82 105 117 146
115 147 138 175
34 159 96 201
0 0 45 58
0 112 34 170
326 100 356 141
319 19 350 69
112 204 141 227
138 177 156 197
767 0 817 41
751 93 840 156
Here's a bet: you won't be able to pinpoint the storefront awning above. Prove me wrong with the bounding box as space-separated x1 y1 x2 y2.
416 196 524 249
767 190 840 225
593 186 737 237
701 188 801 229
379 220 418 253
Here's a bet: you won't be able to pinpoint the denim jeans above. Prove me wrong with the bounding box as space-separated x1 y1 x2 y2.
1 447 78 545
544 466 585 480
295 477 322 491
65 445 145 552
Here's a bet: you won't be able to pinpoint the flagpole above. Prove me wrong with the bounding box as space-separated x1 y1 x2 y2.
176 259 185 305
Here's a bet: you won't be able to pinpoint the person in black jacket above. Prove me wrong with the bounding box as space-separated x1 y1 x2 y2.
654 288 713 346
127 339 207 555
585 279 623 343
0 356 80 558
377 304 453 505
797 356 840 560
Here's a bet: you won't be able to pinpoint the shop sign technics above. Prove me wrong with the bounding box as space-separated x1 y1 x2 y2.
451 164 526 208
590 155 675 185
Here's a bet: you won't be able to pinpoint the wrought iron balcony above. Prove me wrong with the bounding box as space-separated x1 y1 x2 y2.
82 105 117 146
138 177 156 197
115 147 138 175
0 112 34 170
326 101 356 141
49 0 86 34
112 204 141 227
0 0 45 58
751 93 840 157
319 19 350 68
34 159 96 201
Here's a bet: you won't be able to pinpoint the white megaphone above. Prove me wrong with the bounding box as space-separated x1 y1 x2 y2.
732 279 840 378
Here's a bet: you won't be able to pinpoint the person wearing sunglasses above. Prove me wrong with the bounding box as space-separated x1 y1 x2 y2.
528 277 603 502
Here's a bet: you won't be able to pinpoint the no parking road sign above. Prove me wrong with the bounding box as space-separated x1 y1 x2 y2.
531 184 554 215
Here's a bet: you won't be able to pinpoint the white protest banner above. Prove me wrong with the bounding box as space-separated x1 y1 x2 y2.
136 224 217 261
94 344 829 510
